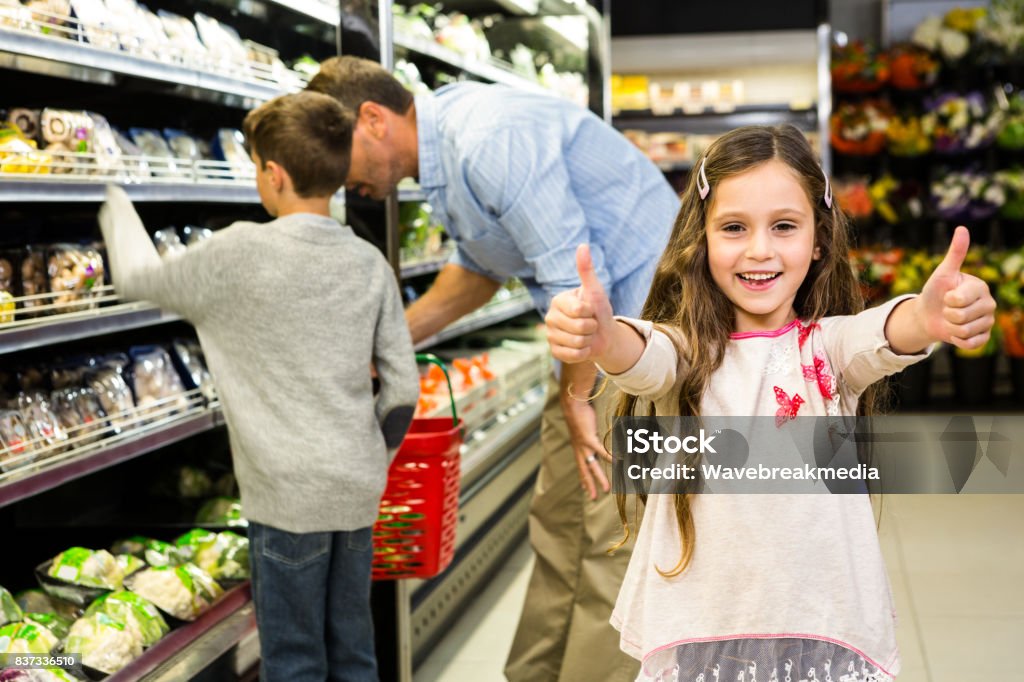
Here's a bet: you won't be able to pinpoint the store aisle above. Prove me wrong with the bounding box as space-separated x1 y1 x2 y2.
417 496 1024 682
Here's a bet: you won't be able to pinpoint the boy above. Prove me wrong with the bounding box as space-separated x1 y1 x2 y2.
98 91 420 682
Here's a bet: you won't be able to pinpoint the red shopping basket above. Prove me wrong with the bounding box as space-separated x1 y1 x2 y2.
372 354 463 580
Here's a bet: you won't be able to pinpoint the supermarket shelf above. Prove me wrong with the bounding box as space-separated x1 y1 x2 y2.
0 406 221 510
113 583 255 681
613 104 818 134
0 26 292 104
265 0 339 25
0 179 260 204
414 294 535 350
0 301 181 354
459 382 545 491
395 32 548 95
400 256 448 279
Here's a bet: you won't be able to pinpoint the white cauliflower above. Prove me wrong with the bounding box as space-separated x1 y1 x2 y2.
0 622 59 654
66 613 143 674
47 548 124 590
127 565 221 621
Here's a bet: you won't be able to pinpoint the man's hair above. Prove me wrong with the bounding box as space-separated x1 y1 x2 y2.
242 91 354 198
306 56 414 115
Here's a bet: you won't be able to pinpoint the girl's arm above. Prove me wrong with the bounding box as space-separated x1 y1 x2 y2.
884 226 996 355
544 244 646 373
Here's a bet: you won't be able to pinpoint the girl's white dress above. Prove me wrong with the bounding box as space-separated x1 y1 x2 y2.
605 296 929 682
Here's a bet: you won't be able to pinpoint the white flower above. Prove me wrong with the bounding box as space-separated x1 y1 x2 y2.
939 29 970 60
913 16 943 51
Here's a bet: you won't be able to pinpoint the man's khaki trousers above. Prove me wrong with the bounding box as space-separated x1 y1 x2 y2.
504 377 640 682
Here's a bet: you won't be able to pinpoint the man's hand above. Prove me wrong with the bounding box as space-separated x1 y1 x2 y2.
561 393 612 501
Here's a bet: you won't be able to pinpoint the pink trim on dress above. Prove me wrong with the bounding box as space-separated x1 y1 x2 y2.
729 319 800 340
640 632 896 678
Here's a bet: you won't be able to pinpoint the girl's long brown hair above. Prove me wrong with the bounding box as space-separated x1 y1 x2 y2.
614 125 880 576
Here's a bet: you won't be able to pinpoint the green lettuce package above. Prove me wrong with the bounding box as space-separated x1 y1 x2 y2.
126 564 223 621
22 612 73 642
174 529 249 580
195 497 245 527
0 585 23 627
0 622 59 654
110 536 185 568
65 612 143 674
116 554 146 578
84 591 169 647
46 547 123 589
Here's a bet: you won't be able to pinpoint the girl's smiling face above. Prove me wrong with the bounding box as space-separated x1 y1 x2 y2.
705 159 819 333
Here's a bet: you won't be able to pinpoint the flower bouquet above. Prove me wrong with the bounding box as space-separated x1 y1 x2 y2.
994 168 1024 222
831 41 890 93
888 43 941 90
979 0 1024 76
870 175 927 241
830 100 890 156
849 247 903 304
887 113 933 157
834 177 874 222
924 92 1002 155
931 170 1005 223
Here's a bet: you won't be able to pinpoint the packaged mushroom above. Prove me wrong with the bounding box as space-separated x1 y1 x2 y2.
153 228 186 258
0 409 34 472
112 128 151 180
17 391 69 457
213 128 253 176
20 245 48 318
130 127 180 178
181 225 212 246
86 366 135 434
129 346 190 421
0 249 15 324
40 108 93 174
170 338 216 402
47 243 104 313
47 387 85 447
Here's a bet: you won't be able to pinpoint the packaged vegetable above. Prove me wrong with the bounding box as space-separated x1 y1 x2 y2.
129 345 190 421
0 622 59 655
111 128 151 180
14 590 81 621
86 367 135 434
84 591 169 647
129 127 180 178
213 128 253 175
65 612 143 674
117 554 146 578
0 668 78 682
0 409 34 472
46 547 123 590
68 0 119 51
0 122 51 174
22 612 73 642
126 564 223 621
19 246 47 318
157 10 207 59
0 251 15 324
195 497 245 527
40 109 92 175
72 386 108 442
181 225 212 246
194 12 247 68
154 228 186 258
110 536 186 568
176 530 249 580
170 339 216 402
18 391 69 457
164 128 204 162
0 585 23 627
46 243 104 312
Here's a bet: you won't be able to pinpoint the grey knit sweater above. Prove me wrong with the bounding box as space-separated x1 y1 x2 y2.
99 186 420 533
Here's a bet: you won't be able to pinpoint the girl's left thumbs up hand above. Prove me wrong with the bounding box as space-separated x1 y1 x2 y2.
918 226 997 350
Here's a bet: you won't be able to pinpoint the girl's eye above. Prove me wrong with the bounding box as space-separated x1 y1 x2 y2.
774 222 798 232
722 223 744 233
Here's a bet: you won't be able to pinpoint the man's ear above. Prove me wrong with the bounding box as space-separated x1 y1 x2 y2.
358 101 387 139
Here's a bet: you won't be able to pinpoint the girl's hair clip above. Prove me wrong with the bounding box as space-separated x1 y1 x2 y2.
697 157 710 200
822 165 832 209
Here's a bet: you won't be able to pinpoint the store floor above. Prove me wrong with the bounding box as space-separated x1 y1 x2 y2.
416 494 1024 681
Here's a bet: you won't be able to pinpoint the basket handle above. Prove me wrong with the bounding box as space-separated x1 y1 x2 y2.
416 353 459 427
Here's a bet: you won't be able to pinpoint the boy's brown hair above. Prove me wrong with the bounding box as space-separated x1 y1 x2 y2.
242 91 355 197
306 56 414 115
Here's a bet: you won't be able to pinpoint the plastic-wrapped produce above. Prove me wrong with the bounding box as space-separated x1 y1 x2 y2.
46 547 124 590
110 536 186 568
163 128 204 162
181 225 212 246
194 12 247 69
129 345 190 421
17 391 69 457
116 554 146 579
171 339 216 402
14 590 81 621
19 246 47 318
111 128 151 180
47 243 104 312
153 228 186 258
65 612 143 674
84 591 169 647
214 128 253 173
72 386 109 442
86 112 121 175
126 564 222 621
0 585 23 627
129 127 179 178
176 529 249 580
86 366 135 434
195 497 244 527
0 250 15 324
68 0 119 51
49 387 103 447
0 622 59 655
0 409 34 472
157 10 207 66
0 668 78 682
22 612 73 642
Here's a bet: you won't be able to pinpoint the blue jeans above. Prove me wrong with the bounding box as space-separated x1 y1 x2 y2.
248 521 378 682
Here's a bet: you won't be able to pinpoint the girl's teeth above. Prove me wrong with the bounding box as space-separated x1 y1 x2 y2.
741 273 778 281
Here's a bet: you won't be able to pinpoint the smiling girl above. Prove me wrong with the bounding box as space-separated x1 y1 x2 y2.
544 125 996 681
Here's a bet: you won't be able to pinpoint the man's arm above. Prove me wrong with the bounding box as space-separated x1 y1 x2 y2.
559 361 613 500
405 263 502 344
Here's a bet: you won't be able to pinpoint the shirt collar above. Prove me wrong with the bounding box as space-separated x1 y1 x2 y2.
415 94 446 190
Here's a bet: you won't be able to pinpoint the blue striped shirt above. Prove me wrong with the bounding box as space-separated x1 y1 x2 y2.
416 84 679 318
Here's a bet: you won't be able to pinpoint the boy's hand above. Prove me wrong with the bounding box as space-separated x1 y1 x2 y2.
545 245 617 364
918 226 996 350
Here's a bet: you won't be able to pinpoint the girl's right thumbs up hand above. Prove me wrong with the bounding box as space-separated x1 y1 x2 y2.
545 244 617 364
